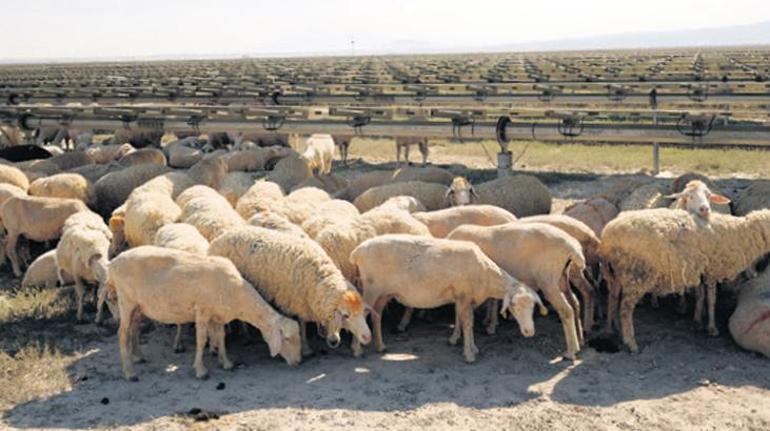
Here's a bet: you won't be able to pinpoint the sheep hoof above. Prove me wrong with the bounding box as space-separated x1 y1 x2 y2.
195 371 209 380
352 347 364 358
485 325 497 336
174 346 185 354
707 327 720 337
132 357 146 364
126 375 139 382
464 354 477 363
222 362 234 371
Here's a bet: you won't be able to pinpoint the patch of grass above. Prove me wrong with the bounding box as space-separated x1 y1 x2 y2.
0 343 74 410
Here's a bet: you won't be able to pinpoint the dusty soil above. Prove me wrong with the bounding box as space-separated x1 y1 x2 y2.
1 157 768 431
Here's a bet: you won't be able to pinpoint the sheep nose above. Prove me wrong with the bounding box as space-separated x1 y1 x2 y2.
360 333 372 344
522 328 535 338
699 205 710 215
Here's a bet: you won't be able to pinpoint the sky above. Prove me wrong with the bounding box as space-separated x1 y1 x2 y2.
1 0 768 61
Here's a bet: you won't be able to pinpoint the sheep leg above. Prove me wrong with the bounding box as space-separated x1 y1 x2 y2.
693 285 705 328
351 335 363 358
564 285 585 348
602 265 620 334
706 281 719 337
373 297 389 353
300 321 313 356
396 307 414 332
449 311 461 346
173 324 185 353
419 141 429 166
119 305 138 381
573 273 595 332
73 277 87 323
619 288 645 353
543 288 580 360
676 293 688 315
210 324 232 370
193 311 210 380
459 302 478 363
395 143 402 167
5 231 22 277
485 299 499 335
130 309 145 364
404 144 411 165
94 283 110 325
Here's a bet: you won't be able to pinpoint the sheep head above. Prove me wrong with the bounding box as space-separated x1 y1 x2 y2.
667 180 730 220
326 287 371 348
501 276 543 338
267 317 303 366
445 176 478 206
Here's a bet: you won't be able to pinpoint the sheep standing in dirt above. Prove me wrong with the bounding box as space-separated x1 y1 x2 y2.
56 211 114 323
332 135 352 165
28 173 96 207
108 246 303 380
1 196 88 276
563 197 618 237
412 205 517 238
447 222 585 360
315 208 431 281
177 186 245 241
599 209 770 352
350 234 542 362
354 181 449 212
302 134 336 174
209 226 372 356
21 250 73 288
395 137 429 167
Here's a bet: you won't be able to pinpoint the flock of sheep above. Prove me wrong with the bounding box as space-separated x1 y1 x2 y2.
1 129 769 382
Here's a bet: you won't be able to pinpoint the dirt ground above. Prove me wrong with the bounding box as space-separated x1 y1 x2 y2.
1 153 769 431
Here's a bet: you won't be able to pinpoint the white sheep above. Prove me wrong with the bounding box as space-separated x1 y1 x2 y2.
28 173 96 207
350 234 542 362
177 185 245 241
107 246 303 380
123 191 182 248
412 205 517 238
86 144 135 164
302 134 335 174
447 222 586 360
301 199 361 239
369 196 426 214
209 226 372 356
21 250 73 288
354 181 450 212
248 211 309 239
235 180 286 220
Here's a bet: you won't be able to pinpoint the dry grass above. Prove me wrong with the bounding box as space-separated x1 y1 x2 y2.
346 138 770 177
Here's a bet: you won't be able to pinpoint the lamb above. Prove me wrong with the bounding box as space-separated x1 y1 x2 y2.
225 146 292 172
28 173 96 207
267 153 312 192
395 137 429 167
474 175 551 217
354 181 450 212
118 148 167 167
56 211 113 322
248 211 309 239
209 226 372 355
302 134 335 174
391 166 454 185
85 144 135 164
123 191 182 248
350 234 542 362
563 197 618 237
447 222 585 359
218 171 258 207
599 209 770 351
0 164 30 191
315 208 431 281
21 250 73 288
108 246 303 380
412 205 516 238
94 164 172 216
301 200 361 239
177 185 245 241
519 214 600 329
1 196 88 276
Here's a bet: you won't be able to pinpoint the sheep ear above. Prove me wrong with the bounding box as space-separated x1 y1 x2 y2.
444 188 454 203
500 292 512 317
710 194 730 204
535 293 548 316
470 186 479 202
664 192 684 200
267 326 283 357
334 309 344 328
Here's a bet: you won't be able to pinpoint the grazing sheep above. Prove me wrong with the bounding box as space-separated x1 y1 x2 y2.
108 246 303 380
21 250 73 288
729 270 770 358
301 200 361 239
474 175 551 217
350 234 542 362
219 171 258 207
248 211 309 239
94 164 172 216
0 164 30 191
563 197 618 237
177 186 245 241
28 173 96 207
86 144 135 164
391 166 454 185
235 180 286 220
302 134 335 174
354 181 449 212
519 214 600 330
599 209 770 351
56 211 113 322
118 148 167 167
209 226 372 355
447 222 585 359
267 153 312 192
281 187 332 225
395 137 429 167
153 223 210 256
335 170 393 201
734 180 770 216
371 196 426 214
2 196 88 276
225 146 292 172
123 191 182 248
292 173 349 195
412 205 517 238
315 208 431 281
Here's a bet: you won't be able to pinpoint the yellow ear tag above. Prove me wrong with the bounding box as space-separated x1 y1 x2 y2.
539 305 549 316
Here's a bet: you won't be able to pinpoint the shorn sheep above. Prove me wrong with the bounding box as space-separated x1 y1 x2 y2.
107 246 303 380
563 197 618 237
209 226 372 355
447 222 585 360
21 250 73 288
350 234 542 362
412 205 517 238
599 209 770 352
301 134 336 174
28 173 96 207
